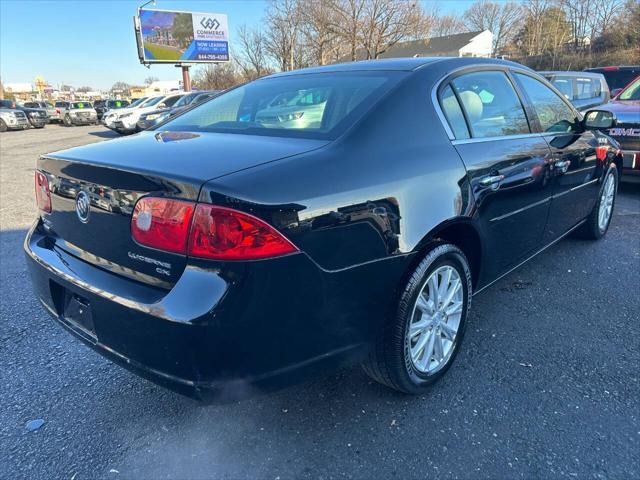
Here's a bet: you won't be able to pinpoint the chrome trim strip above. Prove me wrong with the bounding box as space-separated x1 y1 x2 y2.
550 178 599 200
453 133 545 145
490 197 551 222
474 219 587 296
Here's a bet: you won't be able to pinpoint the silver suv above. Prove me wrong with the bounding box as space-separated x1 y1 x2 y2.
0 108 29 131
61 101 98 126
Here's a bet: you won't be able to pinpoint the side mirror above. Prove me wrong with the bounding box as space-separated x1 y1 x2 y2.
583 110 616 130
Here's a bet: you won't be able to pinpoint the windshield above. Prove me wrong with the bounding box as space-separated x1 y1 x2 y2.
55 102 67 107
162 72 403 139
173 93 199 108
71 102 92 109
142 96 164 108
618 77 640 101
107 100 128 108
129 97 148 108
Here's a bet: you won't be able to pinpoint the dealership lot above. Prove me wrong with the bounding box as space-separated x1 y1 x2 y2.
1 126 639 479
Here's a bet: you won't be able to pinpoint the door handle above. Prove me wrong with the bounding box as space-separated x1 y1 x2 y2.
479 174 505 187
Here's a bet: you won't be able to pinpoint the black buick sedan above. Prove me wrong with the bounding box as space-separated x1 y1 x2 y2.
25 58 622 400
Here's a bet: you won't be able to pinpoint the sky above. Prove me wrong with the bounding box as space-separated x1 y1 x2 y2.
0 0 478 91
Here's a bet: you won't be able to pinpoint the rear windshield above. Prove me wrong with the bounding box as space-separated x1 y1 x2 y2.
594 69 639 91
162 72 404 140
55 102 68 107
24 102 39 108
71 102 92 109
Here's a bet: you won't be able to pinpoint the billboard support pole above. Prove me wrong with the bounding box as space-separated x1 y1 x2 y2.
180 65 191 92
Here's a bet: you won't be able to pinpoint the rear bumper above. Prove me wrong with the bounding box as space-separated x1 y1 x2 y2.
24 222 400 401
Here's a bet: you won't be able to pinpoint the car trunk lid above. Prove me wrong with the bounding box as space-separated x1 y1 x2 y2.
38 131 327 286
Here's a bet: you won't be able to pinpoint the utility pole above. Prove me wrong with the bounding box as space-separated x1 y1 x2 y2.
180 65 191 92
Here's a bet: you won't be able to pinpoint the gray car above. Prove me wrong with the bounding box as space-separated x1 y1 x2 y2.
24 101 59 122
541 71 610 112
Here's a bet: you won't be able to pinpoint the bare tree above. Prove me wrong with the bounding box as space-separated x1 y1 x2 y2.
193 63 239 90
464 1 523 54
144 76 159 85
431 14 467 37
299 0 343 65
235 25 270 80
331 0 367 61
359 0 428 59
264 0 304 71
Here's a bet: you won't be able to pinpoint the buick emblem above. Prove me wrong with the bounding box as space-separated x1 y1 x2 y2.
75 190 91 223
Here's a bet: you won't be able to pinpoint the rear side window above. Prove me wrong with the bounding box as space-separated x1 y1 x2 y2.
575 77 601 99
439 85 469 139
549 76 574 100
450 71 529 138
515 73 579 133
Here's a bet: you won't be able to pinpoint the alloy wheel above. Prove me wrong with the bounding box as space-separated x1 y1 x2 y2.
598 172 615 232
406 265 464 375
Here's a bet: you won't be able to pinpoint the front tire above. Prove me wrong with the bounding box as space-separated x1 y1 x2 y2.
63 115 73 127
575 166 618 240
363 243 472 394
0 119 7 132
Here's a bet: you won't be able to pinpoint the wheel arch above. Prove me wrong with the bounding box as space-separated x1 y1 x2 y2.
413 218 483 289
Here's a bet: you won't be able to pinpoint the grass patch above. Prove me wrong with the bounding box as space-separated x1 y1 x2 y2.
145 43 183 61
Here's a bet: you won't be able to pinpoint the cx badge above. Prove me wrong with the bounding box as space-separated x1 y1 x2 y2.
75 190 91 223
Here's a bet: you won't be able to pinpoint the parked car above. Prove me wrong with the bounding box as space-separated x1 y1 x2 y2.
584 66 640 96
24 101 59 122
53 101 70 123
61 101 98 126
584 75 640 183
8 101 48 128
94 99 130 120
0 108 30 131
102 97 148 129
541 71 609 111
107 93 186 134
24 58 622 401
136 91 219 130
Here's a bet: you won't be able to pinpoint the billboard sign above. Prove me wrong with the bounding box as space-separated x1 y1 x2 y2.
137 9 229 63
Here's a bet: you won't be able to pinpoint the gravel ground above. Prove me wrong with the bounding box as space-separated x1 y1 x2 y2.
1 125 639 480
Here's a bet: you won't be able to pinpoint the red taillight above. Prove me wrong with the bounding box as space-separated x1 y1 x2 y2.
596 146 609 162
131 198 298 260
35 171 52 213
188 205 298 260
131 197 194 254
602 67 619 71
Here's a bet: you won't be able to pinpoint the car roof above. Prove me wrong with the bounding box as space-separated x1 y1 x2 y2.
541 70 604 78
265 57 530 78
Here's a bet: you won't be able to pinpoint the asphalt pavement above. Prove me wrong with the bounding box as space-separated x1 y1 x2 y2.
1 125 639 479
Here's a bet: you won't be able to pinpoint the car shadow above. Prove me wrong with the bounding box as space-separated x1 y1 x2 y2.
87 130 121 139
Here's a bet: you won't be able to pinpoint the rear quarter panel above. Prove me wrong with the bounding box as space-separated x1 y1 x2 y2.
200 68 473 272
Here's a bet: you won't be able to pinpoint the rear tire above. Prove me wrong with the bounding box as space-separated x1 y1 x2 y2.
575 166 618 240
363 243 472 394
0 119 7 132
